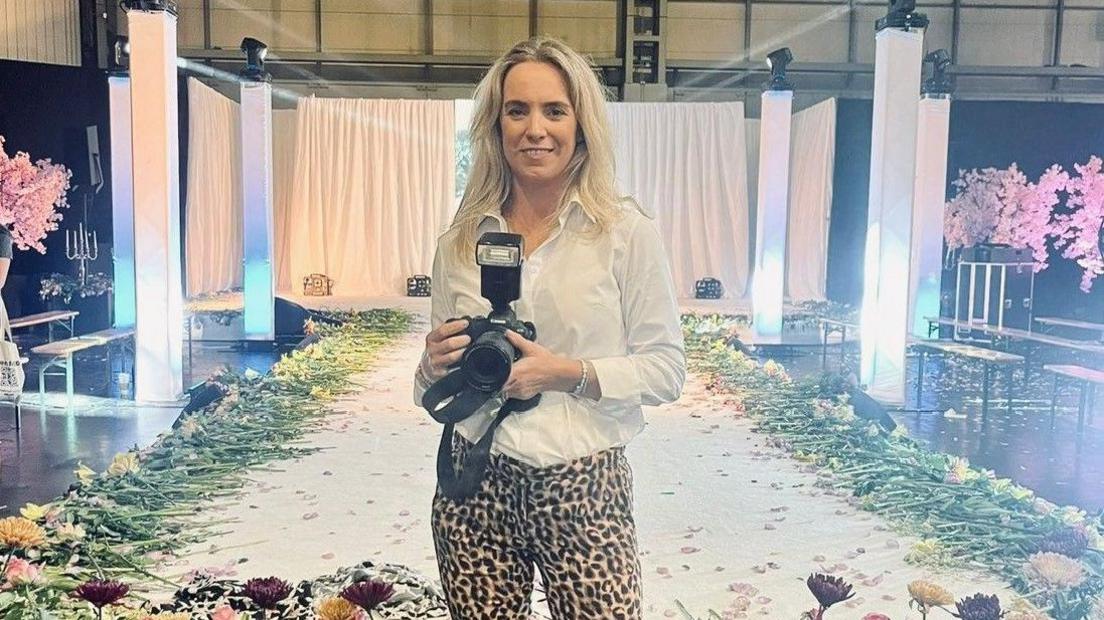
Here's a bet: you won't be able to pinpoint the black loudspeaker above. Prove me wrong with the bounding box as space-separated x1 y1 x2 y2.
407 275 431 297
62 125 103 190
694 277 724 299
275 298 312 338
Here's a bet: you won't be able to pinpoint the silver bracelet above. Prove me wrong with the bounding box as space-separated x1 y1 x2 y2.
416 352 433 385
571 360 588 397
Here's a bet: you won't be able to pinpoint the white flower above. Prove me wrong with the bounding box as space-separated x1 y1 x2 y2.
1023 552 1086 590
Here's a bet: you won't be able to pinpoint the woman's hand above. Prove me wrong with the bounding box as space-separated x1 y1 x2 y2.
421 319 471 382
501 330 580 401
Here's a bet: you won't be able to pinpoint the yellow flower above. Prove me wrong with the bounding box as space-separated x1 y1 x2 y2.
1004 597 1051 620
19 503 49 521
1023 551 1086 590
906 539 945 564
907 580 954 608
316 596 359 620
74 463 96 484
56 522 86 542
0 517 47 549
107 452 140 477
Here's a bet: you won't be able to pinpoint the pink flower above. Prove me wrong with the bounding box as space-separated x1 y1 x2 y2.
0 136 70 253
210 606 239 620
862 614 891 620
4 557 43 586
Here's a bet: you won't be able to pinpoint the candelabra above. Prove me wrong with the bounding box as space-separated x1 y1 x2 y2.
66 223 99 286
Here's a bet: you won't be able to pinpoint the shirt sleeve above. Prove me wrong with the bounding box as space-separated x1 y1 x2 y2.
589 216 686 408
413 244 453 407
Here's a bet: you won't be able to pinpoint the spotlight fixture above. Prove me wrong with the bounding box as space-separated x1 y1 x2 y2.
240 37 270 81
120 0 178 14
922 49 954 96
765 47 794 91
875 0 928 32
111 35 130 72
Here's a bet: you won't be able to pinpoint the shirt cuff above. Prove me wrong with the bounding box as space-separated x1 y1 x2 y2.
589 356 643 408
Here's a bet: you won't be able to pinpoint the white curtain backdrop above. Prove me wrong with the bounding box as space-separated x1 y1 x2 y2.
786 98 836 302
284 98 455 295
609 102 750 299
272 109 298 294
185 78 241 296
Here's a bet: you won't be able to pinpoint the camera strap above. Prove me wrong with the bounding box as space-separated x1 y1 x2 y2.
422 371 540 501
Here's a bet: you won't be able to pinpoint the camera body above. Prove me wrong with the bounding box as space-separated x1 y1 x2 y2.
452 312 536 392
448 232 537 393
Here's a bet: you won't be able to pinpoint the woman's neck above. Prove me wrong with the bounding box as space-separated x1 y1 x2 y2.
505 179 567 232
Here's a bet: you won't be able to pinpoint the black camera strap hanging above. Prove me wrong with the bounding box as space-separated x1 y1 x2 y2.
423 371 540 501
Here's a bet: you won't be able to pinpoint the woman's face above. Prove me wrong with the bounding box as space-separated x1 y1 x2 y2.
500 60 578 189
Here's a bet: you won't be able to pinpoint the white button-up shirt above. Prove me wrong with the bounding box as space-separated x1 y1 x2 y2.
414 197 686 467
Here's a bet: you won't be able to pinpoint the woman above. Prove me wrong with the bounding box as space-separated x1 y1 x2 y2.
0 225 11 289
413 36 685 618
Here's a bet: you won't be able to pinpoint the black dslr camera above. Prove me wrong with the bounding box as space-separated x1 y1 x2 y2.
450 232 537 393
421 232 541 501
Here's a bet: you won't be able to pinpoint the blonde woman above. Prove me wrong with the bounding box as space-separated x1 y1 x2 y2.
414 36 685 618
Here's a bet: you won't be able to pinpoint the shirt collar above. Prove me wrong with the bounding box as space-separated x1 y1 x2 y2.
478 190 596 229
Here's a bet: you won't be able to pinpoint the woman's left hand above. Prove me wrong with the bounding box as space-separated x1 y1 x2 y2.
501 330 578 400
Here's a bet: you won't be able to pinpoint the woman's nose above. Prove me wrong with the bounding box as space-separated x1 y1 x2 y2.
525 115 547 139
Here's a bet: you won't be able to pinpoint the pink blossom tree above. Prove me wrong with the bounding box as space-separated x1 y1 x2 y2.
1054 156 1104 292
0 136 70 253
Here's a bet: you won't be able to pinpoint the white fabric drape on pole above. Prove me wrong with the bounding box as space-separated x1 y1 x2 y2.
185 78 241 297
909 95 951 338
752 90 794 338
272 109 298 294
609 102 750 299
284 98 454 296
786 98 836 302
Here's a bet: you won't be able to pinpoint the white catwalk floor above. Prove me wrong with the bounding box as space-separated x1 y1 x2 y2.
153 312 1012 619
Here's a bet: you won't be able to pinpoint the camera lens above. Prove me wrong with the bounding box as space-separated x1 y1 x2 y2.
462 330 514 392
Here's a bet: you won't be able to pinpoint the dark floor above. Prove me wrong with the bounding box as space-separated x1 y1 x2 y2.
0 340 283 514
787 342 1104 513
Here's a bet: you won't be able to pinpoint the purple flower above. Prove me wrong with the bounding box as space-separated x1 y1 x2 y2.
242 576 292 610
806 573 855 610
954 593 1002 620
72 579 129 608
340 579 395 612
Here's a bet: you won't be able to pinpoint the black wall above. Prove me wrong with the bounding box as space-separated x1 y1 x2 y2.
0 59 112 320
827 98 1104 320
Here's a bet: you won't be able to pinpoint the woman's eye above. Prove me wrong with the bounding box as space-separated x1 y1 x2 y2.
547 107 566 118
506 108 525 118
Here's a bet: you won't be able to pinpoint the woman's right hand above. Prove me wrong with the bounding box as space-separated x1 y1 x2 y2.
421 319 471 382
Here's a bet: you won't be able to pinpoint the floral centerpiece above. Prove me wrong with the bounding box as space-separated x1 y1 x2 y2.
0 136 70 254
39 272 113 305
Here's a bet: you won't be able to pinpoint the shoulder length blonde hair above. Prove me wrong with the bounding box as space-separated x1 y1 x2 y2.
449 36 623 259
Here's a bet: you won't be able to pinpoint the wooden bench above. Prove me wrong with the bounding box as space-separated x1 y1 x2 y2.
925 316 1104 355
1036 317 1104 342
32 328 134 408
912 340 1024 416
1043 364 1104 430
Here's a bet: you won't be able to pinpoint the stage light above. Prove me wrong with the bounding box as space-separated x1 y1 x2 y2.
240 37 270 81
922 49 954 96
765 47 794 91
120 0 177 14
876 0 928 31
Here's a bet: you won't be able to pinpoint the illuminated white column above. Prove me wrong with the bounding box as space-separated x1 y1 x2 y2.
240 80 275 341
108 75 136 330
127 6 184 402
859 25 925 404
751 89 794 340
908 94 951 338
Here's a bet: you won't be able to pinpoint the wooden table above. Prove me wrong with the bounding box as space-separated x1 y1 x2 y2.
912 339 1024 416
819 318 858 369
10 310 78 342
1043 364 1104 430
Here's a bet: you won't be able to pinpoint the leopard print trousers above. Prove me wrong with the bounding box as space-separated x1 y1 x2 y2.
431 435 642 619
